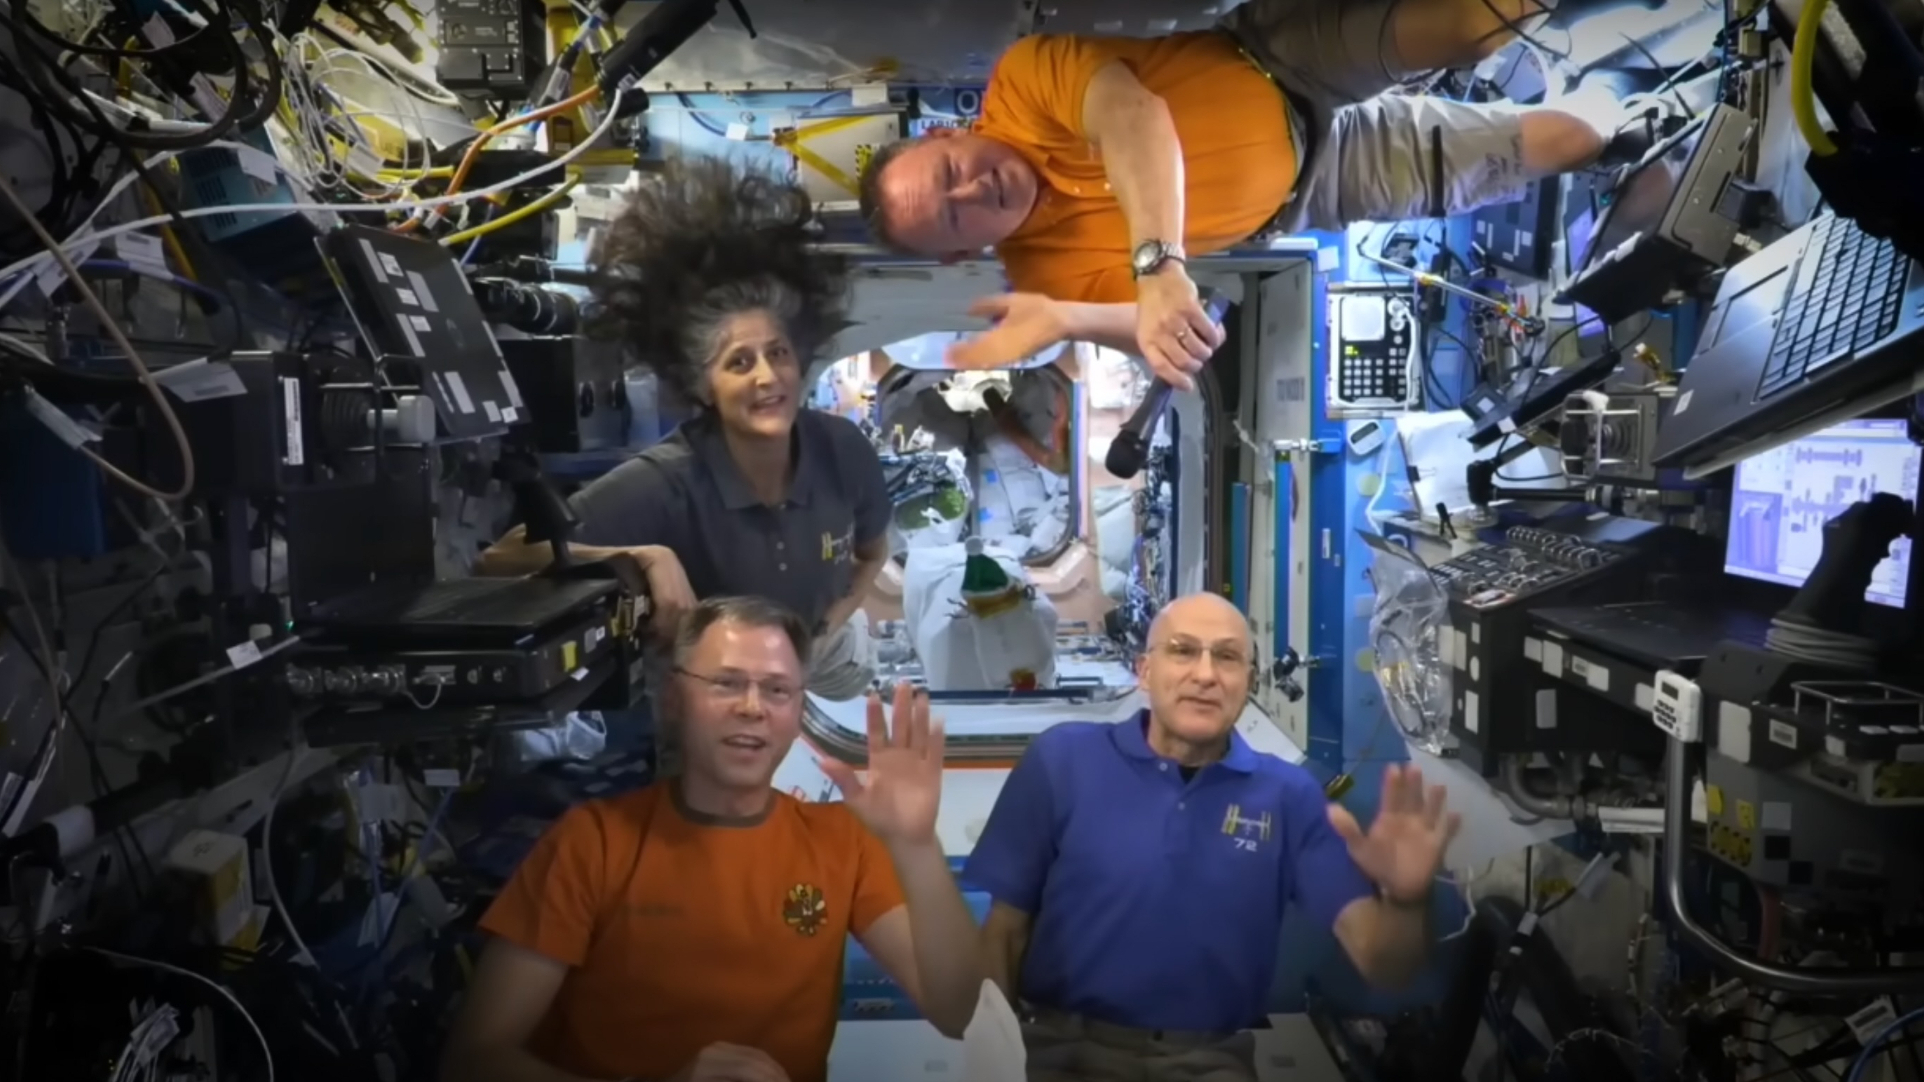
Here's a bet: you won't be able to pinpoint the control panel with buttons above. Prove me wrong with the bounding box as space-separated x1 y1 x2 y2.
1326 285 1420 416
1431 524 1625 609
436 0 540 97
1436 513 1673 774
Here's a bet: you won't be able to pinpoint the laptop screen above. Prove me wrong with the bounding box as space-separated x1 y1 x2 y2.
1724 418 1920 607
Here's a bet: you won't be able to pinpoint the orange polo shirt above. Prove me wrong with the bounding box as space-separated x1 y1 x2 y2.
977 31 1297 304
479 784 906 1082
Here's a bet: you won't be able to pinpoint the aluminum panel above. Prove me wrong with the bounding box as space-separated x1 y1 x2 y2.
619 0 1038 91
1034 0 1235 36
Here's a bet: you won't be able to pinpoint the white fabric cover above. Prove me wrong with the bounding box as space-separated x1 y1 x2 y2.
901 543 1059 692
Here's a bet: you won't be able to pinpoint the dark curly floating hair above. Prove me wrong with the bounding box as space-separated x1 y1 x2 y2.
587 155 851 407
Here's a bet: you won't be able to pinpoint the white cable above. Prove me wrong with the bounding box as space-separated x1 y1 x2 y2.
0 332 52 364
89 947 275 1082
0 168 197 501
1438 860 1492 942
0 88 626 291
1363 438 1401 534
316 37 462 107
102 634 304 723
78 92 217 134
0 533 67 835
263 743 316 967
308 40 453 196
1521 37 1564 102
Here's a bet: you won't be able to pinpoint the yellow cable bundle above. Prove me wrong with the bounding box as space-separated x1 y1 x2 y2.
1790 0 1840 157
438 177 581 247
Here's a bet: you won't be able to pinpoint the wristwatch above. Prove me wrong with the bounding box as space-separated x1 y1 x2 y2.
1130 239 1185 280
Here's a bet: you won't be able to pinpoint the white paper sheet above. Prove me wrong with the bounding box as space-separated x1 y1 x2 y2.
962 980 1027 1082
1397 409 1566 522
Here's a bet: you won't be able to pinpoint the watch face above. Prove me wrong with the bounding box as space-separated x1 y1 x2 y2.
1132 241 1165 274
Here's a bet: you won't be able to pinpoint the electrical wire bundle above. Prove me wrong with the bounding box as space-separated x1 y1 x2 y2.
7 0 285 150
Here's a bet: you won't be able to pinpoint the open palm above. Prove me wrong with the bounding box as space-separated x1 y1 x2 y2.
1327 764 1461 904
945 294 1066 371
819 684 945 845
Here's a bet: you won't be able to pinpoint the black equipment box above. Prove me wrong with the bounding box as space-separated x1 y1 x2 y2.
289 588 622 706
1559 103 1753 325
319 225 527 441
149 351 378 496
436 0 541 97
303 656 623 749
1532 602 1772 689
500 337 630 453
1437 515 1677 774
1519 601 1771 772
1693 643 1924 911
1471 177 1557 279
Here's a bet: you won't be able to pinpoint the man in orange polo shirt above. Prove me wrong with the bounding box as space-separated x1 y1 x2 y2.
440 596 983 1082
859 0 1627 384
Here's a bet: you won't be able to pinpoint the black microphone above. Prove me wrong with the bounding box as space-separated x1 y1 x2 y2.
1104 287 1231 480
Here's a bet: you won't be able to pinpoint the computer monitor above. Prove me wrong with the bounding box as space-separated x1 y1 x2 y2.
1724 418 1920 608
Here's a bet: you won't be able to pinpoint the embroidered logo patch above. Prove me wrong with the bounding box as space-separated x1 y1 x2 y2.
1222 804 1273 853
782 883 828 936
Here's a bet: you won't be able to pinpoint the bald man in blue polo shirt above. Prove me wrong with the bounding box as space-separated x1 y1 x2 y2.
967 592 1460 1081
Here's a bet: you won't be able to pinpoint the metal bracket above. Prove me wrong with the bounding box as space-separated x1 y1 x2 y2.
1229 421 1273 494
1229 420 1266 457
1270 438 1340 456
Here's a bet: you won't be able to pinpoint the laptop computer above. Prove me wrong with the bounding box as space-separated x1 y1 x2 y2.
307 576 618 642
1652 213 1924 479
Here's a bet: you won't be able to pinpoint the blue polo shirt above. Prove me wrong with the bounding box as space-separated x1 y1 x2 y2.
963 713 1373 1033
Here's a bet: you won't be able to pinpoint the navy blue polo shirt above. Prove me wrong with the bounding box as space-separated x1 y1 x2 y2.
563 410 889 630
963 712 1374 1033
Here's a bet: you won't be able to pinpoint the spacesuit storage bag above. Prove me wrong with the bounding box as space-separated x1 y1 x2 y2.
968 595 1060 690
903 545 1059 692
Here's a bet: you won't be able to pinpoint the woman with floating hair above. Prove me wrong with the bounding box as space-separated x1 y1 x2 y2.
477 155 890 704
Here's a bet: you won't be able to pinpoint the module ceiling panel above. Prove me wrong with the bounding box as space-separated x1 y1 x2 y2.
621 0 1042 91
1031 0 1238 37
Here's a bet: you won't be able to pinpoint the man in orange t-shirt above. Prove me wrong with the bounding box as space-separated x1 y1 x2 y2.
860 0 1631 384
441 596 984 1082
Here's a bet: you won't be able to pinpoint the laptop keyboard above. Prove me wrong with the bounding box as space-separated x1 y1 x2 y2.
1757 215 1907 399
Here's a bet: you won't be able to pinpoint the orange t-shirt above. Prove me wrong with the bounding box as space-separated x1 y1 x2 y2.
478 784 907 1082
976 31 1297 304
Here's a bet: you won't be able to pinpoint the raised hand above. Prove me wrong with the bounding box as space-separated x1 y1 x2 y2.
818 683 945 845
1133 267 1223 391
670 1042 791 1082
1327 764 1461 905
945 293 1069 371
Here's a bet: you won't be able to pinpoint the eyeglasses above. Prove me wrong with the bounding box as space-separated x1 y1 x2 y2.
1153 639 1252 670
676 668 801 707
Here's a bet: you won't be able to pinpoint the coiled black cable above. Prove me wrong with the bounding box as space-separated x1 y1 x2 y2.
9 0 284 151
